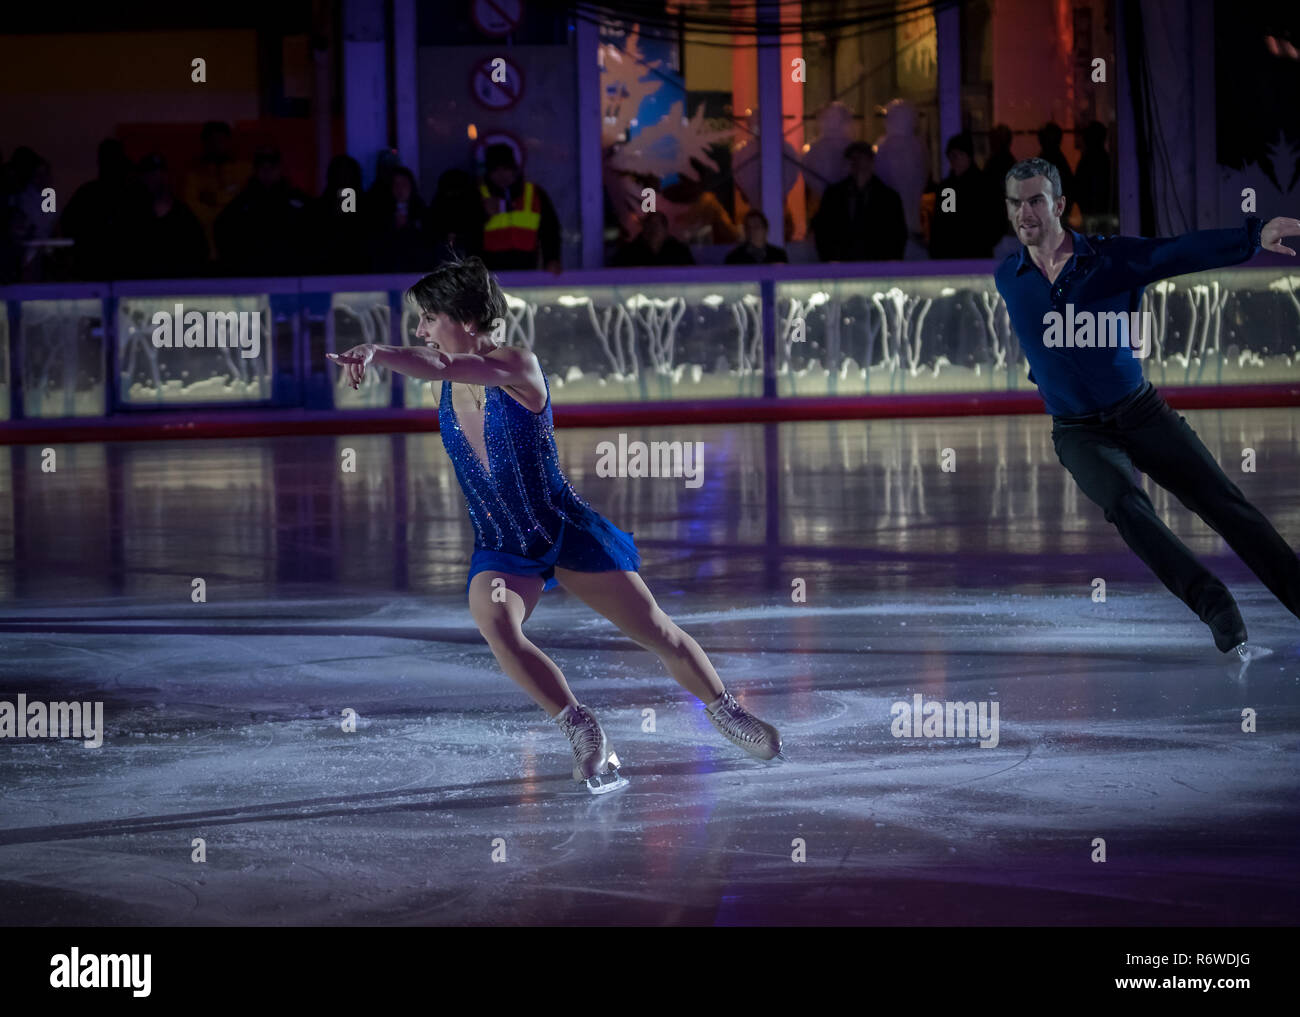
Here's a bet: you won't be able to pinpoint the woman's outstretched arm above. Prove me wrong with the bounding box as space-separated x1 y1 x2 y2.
328 344 539 390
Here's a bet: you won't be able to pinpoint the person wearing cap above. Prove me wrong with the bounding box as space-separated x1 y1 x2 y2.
478 144 562 274
929 132 1000 260
810 141 907 262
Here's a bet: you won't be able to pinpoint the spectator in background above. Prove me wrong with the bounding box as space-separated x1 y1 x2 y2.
0 206 39 283
133 154 208 279
811 142 906 262
61 138 148 280
13 155 55 244
1 147 41 206
368 149 401 211
214 146 307 276
984 124 1017 249
611 211 694 266
368 166 435 272
1073 120 1114 233
478 144 562 273
183 121 251 260
724 210 788 264
929 133 999 259
426 168 483 264
1036 122 1076 221
308 154 371 274
984 124 1016 192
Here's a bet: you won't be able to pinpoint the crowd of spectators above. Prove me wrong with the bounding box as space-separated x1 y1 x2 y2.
0 118 1113 283
0 124 560 284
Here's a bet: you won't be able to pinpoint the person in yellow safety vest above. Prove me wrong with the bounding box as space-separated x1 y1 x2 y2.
478 143 562 274
182 122 252 262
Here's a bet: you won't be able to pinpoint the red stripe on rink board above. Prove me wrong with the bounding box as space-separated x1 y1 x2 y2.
1 384 1298 445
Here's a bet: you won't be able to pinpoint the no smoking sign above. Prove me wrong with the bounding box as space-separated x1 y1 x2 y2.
469 56 525 111
471 0 523 38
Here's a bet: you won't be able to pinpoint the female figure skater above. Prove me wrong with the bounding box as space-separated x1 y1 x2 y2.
328 257 782 793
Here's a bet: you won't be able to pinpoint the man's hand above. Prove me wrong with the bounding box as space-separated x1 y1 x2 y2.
327 344 377 390
1261 217 1300 256
544 259 562 275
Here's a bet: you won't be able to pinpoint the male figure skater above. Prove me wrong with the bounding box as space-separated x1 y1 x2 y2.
996 157 1300 658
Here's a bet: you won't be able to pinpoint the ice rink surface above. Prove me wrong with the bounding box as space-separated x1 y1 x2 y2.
1 407 1297 925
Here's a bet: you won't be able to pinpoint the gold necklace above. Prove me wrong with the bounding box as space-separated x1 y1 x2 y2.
462 383 484 411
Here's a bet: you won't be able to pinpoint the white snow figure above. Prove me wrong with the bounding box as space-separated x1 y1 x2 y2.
872 98 930 260
732 112 801 209
801 101 855 205
600 23 734 239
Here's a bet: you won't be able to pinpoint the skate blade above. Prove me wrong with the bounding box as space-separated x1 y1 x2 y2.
583 769 629 795
1234 643 1274 662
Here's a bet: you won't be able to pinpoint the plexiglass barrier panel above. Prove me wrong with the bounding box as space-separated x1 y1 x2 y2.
117 295 272 404
330 291 392 410
777 274 1031 397
778 267 1300 397
6 266 1299 422
19 299 106 417
1136 267 1300 387
401 281 765 404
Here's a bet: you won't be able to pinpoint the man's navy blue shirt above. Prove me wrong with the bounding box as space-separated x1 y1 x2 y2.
994 216 1263 416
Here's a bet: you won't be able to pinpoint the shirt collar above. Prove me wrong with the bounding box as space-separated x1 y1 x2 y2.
1014 228 1093 274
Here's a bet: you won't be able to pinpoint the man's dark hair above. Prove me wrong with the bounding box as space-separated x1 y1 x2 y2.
404 255 506 332
744 209 769 229
1005 157 1063 200
843 141 874 160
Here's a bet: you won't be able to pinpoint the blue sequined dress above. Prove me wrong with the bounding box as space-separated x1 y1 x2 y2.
438 376 640 597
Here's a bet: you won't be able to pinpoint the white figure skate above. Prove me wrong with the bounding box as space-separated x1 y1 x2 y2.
555 703 629 795
705 690 785 761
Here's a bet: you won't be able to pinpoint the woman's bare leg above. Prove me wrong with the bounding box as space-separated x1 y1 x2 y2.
468 570 577 717
553 568 726 703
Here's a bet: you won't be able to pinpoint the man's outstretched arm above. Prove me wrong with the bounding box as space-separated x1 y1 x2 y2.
1108 216 1300 289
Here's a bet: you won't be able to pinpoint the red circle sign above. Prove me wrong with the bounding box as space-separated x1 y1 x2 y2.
469 56 525 112
471 0 523 38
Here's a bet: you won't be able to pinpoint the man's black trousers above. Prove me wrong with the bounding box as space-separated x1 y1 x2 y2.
1051 381 1300 650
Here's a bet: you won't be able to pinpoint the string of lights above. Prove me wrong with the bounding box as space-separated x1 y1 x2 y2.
564 0 965 47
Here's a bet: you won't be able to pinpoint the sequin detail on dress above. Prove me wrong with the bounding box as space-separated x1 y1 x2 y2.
439 377 588 556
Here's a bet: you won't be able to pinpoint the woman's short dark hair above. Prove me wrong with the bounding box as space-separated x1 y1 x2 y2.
405 256 507 332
